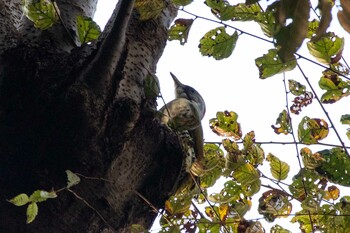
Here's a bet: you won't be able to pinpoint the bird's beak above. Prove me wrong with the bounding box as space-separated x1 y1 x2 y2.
170 72 184 88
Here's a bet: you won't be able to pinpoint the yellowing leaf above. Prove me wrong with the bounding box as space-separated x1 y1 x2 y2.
205 0 261 21
266 153 290 181
318 70 350 103
168 18 194 45
66 170 81 188
298 117 329 144
307 32 344 64
271 109 292 135
255 48 297 79
219 204 229 222
76 16 101 45
22 0 59 30
199 27 239 60
134 0 165 21
307 19 320 39
165 192 192 215
300 147 325 170
323 185 340 201
8 193 29 206
209 111 242 140
26 202 38 224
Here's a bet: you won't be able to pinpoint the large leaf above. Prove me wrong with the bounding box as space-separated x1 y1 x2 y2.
199 27 239 60
205 0 261 21
209 111 242 140
316 148 350 186
255 48 297 79
266 153 290 181
307 32 344 64
22 0 59 30
168 18 194 45
289 168 323 201
274 0 310 61
76 16 101 44
318 70 350 103
298 117 329 144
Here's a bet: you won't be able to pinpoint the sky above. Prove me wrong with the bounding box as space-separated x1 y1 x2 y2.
94 1 350 232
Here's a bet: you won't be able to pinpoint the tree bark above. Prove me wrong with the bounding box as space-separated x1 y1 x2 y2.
0 1 179 232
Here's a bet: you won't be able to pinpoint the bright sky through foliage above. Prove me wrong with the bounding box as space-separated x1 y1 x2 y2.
95 0 350 232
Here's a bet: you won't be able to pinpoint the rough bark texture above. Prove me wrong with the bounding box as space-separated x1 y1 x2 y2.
0 1 179 232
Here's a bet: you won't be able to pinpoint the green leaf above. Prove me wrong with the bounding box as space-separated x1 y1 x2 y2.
134 0 165 21
316 148 350 186
341 114 350 125
205 0 261 21
255 48 297 79
307 32 344 64
243 131 265 166
171 0 193 6
271 224 292 233
266 153 290 181
298 117 329 144
26 202 38 224
29 190 57 203
233 163 260 192
274 0 310 61
307 19 320 39
199 27 239 60
289 168 323 201
76 16 101 44
258 190 292 222
271 109 292 135
200 144 224 188
165 192 192 215
255 10 280 38
66 170 81 188
8 193 29 206
168 18 194 45
288 79 306 95
22 0 59 30
209 111 242 140
318 70 350 103
208 180 245 203
198 218 220 233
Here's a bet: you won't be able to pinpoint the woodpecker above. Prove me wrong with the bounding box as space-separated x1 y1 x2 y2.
160 72 206 167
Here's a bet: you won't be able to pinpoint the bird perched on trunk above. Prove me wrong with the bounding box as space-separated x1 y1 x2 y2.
160 72 206 165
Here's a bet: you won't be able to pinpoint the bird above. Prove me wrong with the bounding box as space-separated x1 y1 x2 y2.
160 72 206 169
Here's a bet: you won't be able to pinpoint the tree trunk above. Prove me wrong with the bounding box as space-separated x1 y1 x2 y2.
0 1 179 232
